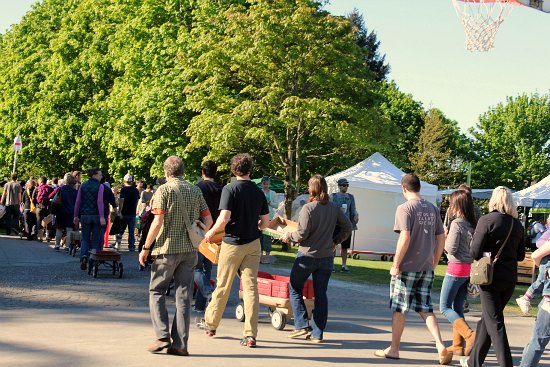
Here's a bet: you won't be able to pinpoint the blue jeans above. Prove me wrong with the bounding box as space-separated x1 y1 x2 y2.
519 301 550 367
439 274 469 323
527 256 550 297
117 215 136 250
194 252 213 312
80 215 105 259
289 252 333 340
260 234 272 253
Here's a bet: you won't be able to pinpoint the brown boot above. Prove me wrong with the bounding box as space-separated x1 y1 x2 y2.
447 325 464 356
454 317 476 356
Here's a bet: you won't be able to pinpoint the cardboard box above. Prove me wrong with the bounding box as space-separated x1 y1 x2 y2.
262 216 298 239
198 231 224 264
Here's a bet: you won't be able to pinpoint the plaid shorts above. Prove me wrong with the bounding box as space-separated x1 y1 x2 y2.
390 271 434 314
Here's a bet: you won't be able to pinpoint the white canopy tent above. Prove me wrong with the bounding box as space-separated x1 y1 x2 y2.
325 152 439 256
514 174 550 207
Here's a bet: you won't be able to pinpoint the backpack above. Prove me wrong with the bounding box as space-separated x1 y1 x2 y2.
36 185 53 205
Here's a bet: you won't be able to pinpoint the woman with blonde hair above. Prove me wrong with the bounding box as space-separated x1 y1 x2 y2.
281 174 352 343
462 186 524 367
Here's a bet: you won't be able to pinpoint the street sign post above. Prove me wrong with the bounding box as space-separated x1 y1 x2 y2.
12 135 22 174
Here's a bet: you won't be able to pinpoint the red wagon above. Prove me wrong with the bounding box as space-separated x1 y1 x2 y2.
236 271 314 330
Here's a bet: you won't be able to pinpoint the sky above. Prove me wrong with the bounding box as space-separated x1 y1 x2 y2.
1 0 550 133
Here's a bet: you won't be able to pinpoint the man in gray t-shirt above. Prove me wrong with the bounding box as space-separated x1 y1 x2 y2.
1 173 22 235
375 174 452 365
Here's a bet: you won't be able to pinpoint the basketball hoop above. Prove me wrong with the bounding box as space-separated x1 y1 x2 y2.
452 0 518 52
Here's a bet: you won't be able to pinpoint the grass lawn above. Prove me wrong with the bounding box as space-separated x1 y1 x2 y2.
271 241 536 317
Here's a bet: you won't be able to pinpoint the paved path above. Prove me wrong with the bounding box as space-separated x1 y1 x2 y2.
0 234 548 367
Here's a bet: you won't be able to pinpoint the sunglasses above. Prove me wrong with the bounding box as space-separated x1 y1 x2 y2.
340 184 349 187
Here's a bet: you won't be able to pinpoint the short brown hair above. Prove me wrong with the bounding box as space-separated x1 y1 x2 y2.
308 174 329 204
11 173 17 181
163 156 184 177
401 173 421 193
230 153 253 177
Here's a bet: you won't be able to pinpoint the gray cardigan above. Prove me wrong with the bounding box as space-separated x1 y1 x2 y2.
445 218 474 264
289 201 352 258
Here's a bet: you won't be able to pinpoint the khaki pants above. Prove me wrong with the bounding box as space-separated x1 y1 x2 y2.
205 239 261 337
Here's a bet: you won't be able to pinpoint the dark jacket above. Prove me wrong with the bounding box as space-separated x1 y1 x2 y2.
470 211 525 283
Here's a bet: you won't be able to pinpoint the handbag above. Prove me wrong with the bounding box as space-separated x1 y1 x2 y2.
171 182 205 249
51 189 63 211
470 218 514 286
27 189 36 214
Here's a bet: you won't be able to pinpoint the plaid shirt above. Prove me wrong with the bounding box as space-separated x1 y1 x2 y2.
151 177 208 256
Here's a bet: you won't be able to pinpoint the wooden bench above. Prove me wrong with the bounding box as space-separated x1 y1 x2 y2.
517 252 537 284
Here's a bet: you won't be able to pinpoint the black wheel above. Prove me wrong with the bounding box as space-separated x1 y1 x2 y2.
93 263 99 278
352 254 360 260
271 310 286 330
88 259 93 275
389 256 394 262
235 303 245 322
118 262 123 278
112 261 117 275
381 255 387 261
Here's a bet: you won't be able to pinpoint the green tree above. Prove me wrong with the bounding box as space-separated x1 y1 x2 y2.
378 81 425 170
409 108 461 186
346 9 390 82
469 94 550 189
182 0 394 216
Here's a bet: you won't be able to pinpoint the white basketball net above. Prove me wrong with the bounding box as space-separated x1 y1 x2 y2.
452 0 515 52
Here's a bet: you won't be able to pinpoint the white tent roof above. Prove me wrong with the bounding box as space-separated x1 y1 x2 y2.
514 174 550 207
325 152 438 197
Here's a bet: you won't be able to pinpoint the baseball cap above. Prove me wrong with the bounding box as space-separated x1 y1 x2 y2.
337 178 349 185
124 174 133 182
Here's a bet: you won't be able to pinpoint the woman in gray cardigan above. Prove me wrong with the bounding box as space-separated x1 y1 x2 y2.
439 190 477 357
281 174 352 343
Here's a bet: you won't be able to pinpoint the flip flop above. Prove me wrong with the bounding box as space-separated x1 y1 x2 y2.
439 348 453 365
374 349 400 360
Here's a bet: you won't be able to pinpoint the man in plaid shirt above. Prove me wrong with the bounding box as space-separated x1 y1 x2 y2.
139 156 212 356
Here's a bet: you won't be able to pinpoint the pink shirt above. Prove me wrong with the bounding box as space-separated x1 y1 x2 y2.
446 262 471 277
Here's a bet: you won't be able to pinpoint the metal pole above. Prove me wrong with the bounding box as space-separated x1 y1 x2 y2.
467 162 471 186
12 150 17 174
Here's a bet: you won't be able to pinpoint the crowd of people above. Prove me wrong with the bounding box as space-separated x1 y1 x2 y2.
1 154 549 366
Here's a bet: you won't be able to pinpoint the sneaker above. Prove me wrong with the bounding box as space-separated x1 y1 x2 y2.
340 265 350 273
202 320 216 336
240 336 256 348
516 297 531 316
196 317 206 329
288 328 309 339
80 256 87 271
459 356 469 367
306 334 322 343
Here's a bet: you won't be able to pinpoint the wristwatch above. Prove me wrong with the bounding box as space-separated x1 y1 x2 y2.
143 246 150 251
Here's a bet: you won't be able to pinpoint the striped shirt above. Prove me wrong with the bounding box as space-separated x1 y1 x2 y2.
151 177 209 256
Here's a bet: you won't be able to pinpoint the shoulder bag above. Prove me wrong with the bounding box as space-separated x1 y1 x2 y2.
470 218 514 286
171 181 205 249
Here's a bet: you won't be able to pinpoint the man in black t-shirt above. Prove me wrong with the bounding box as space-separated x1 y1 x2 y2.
116 174 140 251
202 154 270 348
194 161 223 326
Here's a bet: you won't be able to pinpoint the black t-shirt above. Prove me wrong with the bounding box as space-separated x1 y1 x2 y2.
119 185 140 216
197 179 223 222
219 180 269 245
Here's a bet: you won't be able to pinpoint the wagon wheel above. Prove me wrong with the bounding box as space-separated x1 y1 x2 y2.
118 262 123 278
112 261 117 275
352 254 360 260
235 303 245 322
88 259 93 275
93 263 99 278
381 255 387 261
271 310 286 330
